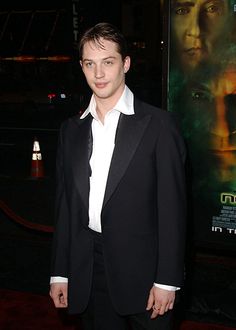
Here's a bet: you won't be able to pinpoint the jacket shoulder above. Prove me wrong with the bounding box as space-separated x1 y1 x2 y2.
134 98 176 122
60 113 91 132
134 98 184 143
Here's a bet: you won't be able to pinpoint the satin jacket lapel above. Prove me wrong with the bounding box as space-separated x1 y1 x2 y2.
72 115 93 210
103 112 151 208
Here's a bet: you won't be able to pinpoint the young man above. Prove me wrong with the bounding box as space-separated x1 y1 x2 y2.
50 22 187 330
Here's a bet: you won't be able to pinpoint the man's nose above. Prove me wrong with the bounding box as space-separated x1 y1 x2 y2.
186 14 200 38
95 64 104 78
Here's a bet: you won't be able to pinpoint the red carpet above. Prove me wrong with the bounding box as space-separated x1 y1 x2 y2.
0 289 75 330
0 289 235 330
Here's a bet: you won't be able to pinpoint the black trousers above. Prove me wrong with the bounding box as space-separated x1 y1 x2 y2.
79 230 174 330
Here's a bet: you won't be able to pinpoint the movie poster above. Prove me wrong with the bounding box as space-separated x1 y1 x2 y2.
168 0 236 250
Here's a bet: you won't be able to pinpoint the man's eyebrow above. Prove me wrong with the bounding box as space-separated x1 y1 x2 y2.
102 56 117 60
82 56 116 62
173 0 225 7
203 0 225 5
172 1 194 7
82 58 93 62
188 82 211 92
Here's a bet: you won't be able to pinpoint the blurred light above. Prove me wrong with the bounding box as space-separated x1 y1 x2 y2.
132 41 146 49
48 93 56 102
47 56 71 62
0 55 71 62
1 56 36 62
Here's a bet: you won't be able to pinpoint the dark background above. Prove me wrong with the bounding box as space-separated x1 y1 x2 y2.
0 1 236 328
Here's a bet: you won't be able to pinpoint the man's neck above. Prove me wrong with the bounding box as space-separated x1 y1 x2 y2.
94 87 125 124
95 101 110 124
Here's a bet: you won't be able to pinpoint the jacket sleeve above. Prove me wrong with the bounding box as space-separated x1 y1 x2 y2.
155 113 187 287
50 124 70 278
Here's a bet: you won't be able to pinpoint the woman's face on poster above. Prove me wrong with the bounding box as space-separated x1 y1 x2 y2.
171 0 229 72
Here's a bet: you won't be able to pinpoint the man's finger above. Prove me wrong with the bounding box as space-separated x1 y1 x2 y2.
151 305 161 319
146 291 154 310
59 292 68 307
169 301 174 310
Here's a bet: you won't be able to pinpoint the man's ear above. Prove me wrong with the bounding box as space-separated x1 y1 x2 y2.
124 56 131 73
79 60 83 68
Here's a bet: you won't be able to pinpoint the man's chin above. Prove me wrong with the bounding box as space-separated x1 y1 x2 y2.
180 50 208 73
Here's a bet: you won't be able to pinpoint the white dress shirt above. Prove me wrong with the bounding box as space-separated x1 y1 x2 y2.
51 86 179 291
82 86 134 232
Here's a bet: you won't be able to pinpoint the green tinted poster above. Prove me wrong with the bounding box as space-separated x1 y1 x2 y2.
168 0 236 249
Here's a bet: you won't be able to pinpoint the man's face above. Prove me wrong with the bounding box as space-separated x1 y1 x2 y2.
185 67 236 148
171 0 228 72
183 66 236 183
80 38 130 105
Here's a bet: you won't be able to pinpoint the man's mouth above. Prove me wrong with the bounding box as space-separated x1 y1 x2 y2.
95 82 107 89
184 47 202 57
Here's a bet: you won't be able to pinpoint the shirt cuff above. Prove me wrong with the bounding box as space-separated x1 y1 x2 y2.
154 283 180 291
50 276 68 284
49 277 180 292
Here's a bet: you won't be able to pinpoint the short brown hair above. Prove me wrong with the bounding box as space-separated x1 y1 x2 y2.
78 22 128 61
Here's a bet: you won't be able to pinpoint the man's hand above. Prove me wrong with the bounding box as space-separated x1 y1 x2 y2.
49 282 68 308
146 286 175 319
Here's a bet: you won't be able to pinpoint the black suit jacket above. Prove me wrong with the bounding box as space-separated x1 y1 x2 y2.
51 98 187 315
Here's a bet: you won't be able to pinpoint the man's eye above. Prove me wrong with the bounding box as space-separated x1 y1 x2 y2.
85 62 93 68
191 90 212 102
175 7 190 15
205 4 223 15
104 60 113 65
